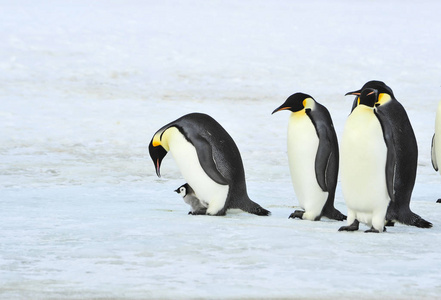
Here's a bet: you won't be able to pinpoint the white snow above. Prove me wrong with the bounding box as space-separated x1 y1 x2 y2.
1 0 441 299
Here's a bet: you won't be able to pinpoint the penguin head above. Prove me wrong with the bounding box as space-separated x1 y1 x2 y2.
175 184 188 197
272 92 315 114
345 80 395 106
358 88 378 108
149 128 171 177
174 183 194 197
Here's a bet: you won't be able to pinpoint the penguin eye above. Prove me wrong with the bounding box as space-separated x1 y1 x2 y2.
180 187 185 193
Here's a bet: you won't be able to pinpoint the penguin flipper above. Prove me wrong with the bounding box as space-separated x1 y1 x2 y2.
375 109 396 202
314 137 331 192
431 134 438 171
192 134 229 186
307 109 333 192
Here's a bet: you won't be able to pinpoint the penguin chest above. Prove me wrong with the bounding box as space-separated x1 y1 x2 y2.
287 113 327 216
341 107 390 213
164 128 229 215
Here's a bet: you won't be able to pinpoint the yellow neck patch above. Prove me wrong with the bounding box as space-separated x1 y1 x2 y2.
293 98 315 116
303 98 315 110
152 127 179 151
377 93 392 105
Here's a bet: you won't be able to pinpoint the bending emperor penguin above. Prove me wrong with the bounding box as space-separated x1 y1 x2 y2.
175 183 208 214
149 113 270 216
346 80 432 228
272 93 346 221
339 88 396 233
431 100 441 203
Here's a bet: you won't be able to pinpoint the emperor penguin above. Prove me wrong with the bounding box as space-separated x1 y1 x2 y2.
149 113 270 216
272 93 346 221
346 80 432 228
431 100 441 203
175 183 208 214
339 88 396 233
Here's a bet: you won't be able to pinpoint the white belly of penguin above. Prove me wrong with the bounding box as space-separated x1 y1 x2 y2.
166 129 229 215
287 112 328 220
341 106 390 226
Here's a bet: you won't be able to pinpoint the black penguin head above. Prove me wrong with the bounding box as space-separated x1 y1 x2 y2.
345 80 395 102
175 184 188 197
360 80 395 98
345 80 394 96
272 92 315 114
358 88 378 107
149 135 168 177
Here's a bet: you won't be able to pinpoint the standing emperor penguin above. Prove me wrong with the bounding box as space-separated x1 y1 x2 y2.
346 80 432 228
431 100 441 203
272 93 346 221
340 88 396 233
149 113 270 216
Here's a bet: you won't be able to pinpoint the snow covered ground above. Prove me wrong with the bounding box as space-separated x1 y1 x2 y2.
1 0 441 299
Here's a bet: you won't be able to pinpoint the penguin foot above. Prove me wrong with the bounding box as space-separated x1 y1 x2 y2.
338 220 360 232
437 199 441 203
288 210 304 219
364 227 382 233
385 220 395 227
189 208 207 215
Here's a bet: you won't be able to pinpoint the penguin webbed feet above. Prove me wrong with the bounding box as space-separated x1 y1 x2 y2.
288 210 305 220
364 226 385 233
338 219 360 232
188 208 207 215
437 199 441 203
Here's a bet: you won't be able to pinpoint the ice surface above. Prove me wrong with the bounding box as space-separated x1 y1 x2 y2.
1 0 441 299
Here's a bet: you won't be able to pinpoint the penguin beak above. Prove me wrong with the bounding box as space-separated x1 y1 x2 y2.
271 105 291 114
149 138 168 177
345 90 361 96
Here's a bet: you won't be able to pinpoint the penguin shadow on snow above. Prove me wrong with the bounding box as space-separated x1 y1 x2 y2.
272 92 346 222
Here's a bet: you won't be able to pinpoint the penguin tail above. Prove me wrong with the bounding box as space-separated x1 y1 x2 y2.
409 214 433 228
389 211 433 228
237 198 271 216
322 208 347 221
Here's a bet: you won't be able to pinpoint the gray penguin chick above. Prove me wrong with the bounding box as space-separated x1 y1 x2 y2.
175 183 208 215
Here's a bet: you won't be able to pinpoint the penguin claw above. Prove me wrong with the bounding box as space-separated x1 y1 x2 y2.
288 210 304 219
